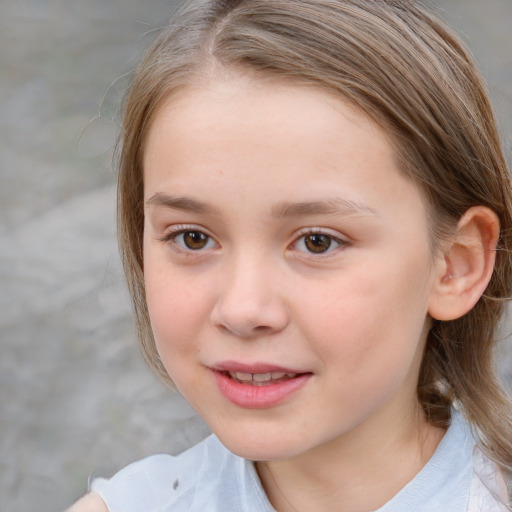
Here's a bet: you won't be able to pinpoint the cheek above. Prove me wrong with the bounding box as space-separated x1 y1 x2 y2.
143 251 207 362
145 277 209 390
297 259 431 374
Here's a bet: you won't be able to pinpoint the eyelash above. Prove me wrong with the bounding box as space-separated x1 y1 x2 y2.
159 226 349 256
290 228 349 256
159 225 218 254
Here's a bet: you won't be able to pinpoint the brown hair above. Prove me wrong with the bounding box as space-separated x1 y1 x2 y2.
117 0 512 487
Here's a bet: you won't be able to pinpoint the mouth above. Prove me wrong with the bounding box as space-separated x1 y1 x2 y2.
221 370 302 386
210 362 312 408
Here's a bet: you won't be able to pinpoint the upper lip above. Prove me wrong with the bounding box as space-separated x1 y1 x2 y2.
211 360 308 374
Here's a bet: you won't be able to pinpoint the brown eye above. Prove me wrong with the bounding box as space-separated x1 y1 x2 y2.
164 228 217 252
303 234 333 253
182 231 210 250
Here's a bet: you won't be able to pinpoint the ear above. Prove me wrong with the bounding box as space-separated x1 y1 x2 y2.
428 206 499 321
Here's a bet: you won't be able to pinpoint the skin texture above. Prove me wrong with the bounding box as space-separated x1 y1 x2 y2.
66 492 107 512
68 77 499 512
142 77 449 511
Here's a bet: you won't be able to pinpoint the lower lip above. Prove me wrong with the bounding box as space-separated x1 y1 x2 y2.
212 371 311 409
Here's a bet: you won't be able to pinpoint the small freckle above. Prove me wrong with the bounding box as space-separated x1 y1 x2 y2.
173 479 179 490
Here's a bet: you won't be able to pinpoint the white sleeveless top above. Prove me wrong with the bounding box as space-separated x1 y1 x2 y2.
91 411 509 511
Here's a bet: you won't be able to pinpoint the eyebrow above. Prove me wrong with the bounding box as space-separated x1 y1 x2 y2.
271 198 378 218
146 193 378 218
146 193 220 215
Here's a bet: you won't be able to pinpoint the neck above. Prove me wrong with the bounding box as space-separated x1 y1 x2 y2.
256 405 446 512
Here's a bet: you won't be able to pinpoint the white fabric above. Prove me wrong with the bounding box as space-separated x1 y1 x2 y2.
469 446 510 512
91 411 509 511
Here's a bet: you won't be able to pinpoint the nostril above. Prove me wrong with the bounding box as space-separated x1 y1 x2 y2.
210 290 290 337
217 322 275 338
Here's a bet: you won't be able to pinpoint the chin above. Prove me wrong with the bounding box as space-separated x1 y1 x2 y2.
213 426 307 462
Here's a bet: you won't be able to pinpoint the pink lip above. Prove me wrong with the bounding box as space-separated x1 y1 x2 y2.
210 361 312 409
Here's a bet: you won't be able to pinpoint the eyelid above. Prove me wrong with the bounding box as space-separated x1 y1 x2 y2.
159 224 219 252
289 227 350 255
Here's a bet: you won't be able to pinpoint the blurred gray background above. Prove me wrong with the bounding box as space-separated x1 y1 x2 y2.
0 1 511 511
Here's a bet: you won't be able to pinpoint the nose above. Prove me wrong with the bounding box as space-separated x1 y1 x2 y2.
210 256 290 338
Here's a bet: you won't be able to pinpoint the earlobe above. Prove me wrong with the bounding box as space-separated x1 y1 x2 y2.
428 206 499 321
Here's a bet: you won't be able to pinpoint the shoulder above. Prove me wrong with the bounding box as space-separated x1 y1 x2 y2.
468 446 510 512
90 434 226 493
87 435 251 512
66 492 108 512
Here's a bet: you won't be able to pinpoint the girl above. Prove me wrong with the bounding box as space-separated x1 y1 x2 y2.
69 0 512 510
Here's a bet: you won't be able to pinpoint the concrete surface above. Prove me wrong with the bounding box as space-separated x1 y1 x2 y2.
0 1 511 511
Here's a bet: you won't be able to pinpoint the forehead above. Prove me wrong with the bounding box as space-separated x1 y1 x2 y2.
144 76 387 175
142 76 428 227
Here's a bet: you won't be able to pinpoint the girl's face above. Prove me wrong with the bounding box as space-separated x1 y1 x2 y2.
143 77 443 461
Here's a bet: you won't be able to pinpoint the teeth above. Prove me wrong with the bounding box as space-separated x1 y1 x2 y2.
233 372 253 381
253 372 272 382
228 371 298 383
